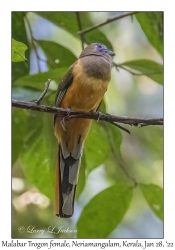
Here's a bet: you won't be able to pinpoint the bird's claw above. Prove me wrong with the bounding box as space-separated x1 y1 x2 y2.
97 111 103 122
66 108 71 116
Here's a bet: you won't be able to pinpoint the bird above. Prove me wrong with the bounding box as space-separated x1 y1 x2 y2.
54 43 115 218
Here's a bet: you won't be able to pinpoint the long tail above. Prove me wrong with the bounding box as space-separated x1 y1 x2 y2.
55 145 82 218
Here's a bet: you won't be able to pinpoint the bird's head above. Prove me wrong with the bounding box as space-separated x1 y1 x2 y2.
79 43 115 59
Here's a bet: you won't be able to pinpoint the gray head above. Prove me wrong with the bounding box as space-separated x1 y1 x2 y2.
79 43 115 60
79 43 115 80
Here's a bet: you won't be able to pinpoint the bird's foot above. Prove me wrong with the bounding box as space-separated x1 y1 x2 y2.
97 111 103 122
66 108 71 116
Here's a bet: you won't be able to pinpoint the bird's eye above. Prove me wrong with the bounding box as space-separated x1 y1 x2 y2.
98 44 102 48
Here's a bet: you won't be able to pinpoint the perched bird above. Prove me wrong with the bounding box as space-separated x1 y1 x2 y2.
54 43 115 218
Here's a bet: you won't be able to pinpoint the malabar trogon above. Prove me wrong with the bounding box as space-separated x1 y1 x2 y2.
54 43 115 218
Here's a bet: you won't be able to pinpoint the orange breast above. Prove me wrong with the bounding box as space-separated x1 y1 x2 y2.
54 60 111 153
60 60 110 112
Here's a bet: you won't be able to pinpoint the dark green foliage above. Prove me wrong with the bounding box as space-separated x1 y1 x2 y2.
136 12 163 56
120 59 163 84
37 40 77 69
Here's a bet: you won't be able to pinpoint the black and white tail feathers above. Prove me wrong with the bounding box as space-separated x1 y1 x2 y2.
55 145 82 218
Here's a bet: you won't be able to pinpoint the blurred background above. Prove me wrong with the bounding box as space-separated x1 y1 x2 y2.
12 12 163 238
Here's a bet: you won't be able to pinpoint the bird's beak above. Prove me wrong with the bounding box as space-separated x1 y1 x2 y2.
108 50 116 57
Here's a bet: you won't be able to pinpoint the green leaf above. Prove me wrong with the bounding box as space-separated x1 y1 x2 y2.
139 183 163 220
106 123 122 153
76 154 86 199
84 122 110 173
120 59 163 85
20 110 57 199
12 38 28 62
37 40 77 69
136 12 163 56
98 99 106 113
77 183 133 238
36 12 78 35
103 123 128 184
12 12 29 82
12 108 27 164
82 101 121 176
35 12 112 49
13 68 67 90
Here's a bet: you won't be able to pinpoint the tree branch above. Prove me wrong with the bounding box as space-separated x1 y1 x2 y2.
12 99 163 128
34 79 51 104
76 12 85 50
78 12 140 36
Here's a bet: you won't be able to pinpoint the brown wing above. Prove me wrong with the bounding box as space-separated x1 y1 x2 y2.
54 64 75 126
55 64 75 106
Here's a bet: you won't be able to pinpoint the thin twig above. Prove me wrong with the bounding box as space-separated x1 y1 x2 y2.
114 64 145 76
35 79 51 104
76 12 84 50
12 100 163 128
114 63 162 76
102 123 137 186
25 16 41 72
109 121 130 134
78 12 140 35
